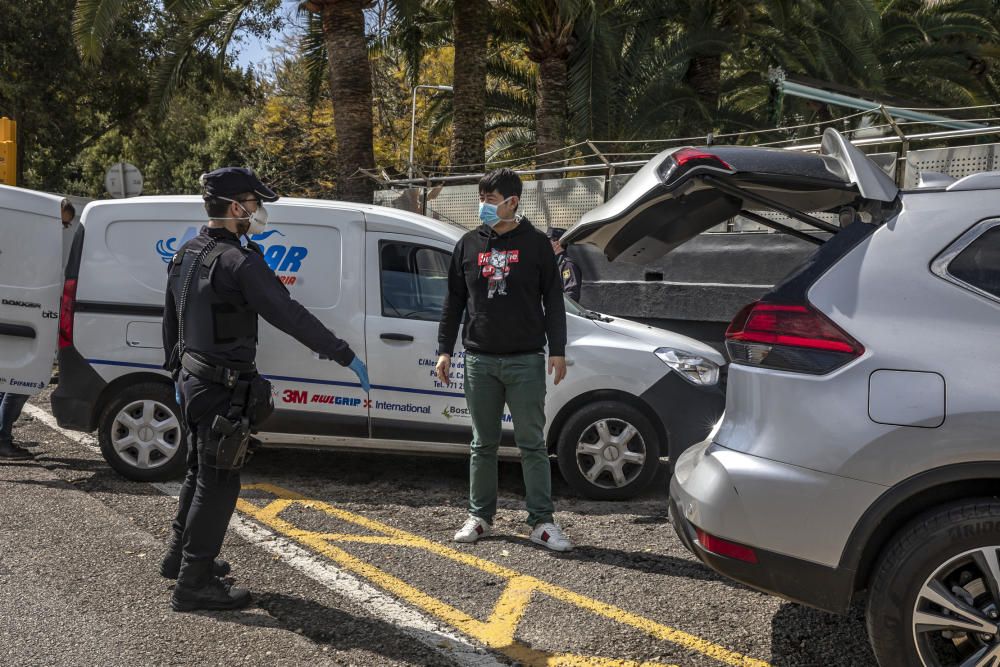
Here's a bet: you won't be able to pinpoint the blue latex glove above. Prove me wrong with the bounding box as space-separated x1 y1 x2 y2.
348 356 370 393
174 382 182 406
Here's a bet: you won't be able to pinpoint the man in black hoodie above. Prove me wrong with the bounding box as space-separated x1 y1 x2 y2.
436 168 572 552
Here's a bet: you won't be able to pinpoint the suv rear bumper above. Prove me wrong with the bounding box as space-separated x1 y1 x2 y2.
668 494 855 614
669 442 859 615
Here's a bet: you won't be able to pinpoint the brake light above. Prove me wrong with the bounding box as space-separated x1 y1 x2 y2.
672 147 732 170
659 147 734 185
725 301 863 374
696 528 758 564
58 278 77 349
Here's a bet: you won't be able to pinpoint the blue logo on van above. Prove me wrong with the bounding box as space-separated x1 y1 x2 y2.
155 227 309 282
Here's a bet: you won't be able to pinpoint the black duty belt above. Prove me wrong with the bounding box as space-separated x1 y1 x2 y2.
181 352 256 389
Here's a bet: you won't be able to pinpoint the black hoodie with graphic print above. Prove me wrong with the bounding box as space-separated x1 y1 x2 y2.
438 217 567 357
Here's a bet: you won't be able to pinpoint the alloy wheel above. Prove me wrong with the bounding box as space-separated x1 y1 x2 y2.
913 546 1000 666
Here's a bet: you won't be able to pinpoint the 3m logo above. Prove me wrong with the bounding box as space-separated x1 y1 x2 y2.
282 389 309 404
282 389 364 408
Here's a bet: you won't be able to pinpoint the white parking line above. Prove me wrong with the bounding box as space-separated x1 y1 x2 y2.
23 404 506 667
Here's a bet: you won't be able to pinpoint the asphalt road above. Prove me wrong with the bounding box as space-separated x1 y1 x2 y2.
0 389 879 667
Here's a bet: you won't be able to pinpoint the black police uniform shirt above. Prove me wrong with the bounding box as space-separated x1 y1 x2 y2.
556 252 582 302
162 226 354 369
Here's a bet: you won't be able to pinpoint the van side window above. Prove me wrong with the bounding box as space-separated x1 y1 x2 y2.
380 242 451 321
948 225 1000 299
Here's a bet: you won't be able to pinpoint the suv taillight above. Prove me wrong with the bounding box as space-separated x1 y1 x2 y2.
658 147 734 184
58 278 77 349
725 301 864 374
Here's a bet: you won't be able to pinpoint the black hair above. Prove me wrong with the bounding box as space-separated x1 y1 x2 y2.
204 192 252 219
479 168 522 200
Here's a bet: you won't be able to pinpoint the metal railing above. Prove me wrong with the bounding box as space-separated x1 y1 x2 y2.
370 107 1000 232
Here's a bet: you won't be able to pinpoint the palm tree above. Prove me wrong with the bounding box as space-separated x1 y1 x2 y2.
74 0 378 204
450 0 490 172
302 0 377 203
492 0 590 174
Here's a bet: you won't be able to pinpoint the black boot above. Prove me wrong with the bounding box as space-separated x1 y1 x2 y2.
0 438 33 460
159 540 231 580
171 560 251 612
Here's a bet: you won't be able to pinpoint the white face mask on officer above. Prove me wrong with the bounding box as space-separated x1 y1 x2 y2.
217 196 269 236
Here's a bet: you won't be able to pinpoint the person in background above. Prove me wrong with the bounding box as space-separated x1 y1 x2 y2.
547 227 582 302
61 199 75 229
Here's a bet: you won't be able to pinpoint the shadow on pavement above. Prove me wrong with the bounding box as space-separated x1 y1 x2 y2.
245 448 668 515
31 455 168 496
769 600 876 666
484 534 750 589
209 592 453 665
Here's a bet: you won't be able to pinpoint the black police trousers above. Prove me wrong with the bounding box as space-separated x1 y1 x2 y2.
170 371 241 575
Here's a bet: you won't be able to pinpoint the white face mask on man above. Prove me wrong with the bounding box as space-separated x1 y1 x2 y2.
216 196 269 236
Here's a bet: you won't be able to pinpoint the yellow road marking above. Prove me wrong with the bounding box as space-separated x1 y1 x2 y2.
237 483 770 667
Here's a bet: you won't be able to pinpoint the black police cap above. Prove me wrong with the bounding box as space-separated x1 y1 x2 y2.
546 227 566 241
200 167 278 202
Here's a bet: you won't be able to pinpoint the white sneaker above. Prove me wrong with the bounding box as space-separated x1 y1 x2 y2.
530 522 573 552
453 516 492 543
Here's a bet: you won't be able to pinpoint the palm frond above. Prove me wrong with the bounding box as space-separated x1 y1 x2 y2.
486 127 536 161
301 10 328 109
73 0 128 65
150 0 254 117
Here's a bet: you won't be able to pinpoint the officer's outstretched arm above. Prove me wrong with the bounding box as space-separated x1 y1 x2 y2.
236 254 355 367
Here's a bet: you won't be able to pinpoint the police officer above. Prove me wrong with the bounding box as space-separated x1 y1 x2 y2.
547 227 582 302
160 167 370 612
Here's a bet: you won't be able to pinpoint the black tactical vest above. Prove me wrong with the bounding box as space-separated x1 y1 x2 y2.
169 233 258 366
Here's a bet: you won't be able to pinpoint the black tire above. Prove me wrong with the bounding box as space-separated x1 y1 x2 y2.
98 381 187 482
867 499 1000 667
555 400 660 500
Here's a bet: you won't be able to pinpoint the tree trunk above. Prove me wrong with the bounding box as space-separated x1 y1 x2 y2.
684 53 721 116
450 0 489 173
320 0 376 204
535 55 568 179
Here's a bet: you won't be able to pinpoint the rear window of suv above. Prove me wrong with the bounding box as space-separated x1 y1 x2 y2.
946 224 1000 299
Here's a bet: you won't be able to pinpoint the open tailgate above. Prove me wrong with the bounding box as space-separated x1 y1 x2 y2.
562 128 898 263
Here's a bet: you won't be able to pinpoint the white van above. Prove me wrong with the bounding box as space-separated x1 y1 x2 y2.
1 185 726 499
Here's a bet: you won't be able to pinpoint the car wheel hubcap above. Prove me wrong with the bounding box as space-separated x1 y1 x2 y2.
111 399 181 470
575 418 646 489
912 546 1000 666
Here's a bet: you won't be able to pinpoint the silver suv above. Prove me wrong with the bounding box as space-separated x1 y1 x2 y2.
565 129 1000 666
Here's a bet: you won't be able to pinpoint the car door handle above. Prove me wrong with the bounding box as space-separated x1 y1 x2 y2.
380 333 414 342
0 323 35 339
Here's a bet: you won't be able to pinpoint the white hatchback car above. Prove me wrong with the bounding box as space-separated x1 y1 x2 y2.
566 128 1000 665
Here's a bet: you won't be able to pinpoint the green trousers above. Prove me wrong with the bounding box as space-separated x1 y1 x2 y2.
465 352 554 527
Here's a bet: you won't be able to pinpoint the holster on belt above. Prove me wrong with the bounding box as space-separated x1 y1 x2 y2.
179 353 272 471
209 379 253 470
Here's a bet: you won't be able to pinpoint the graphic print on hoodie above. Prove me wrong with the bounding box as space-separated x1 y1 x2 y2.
438 217 567 357
478 248 520 298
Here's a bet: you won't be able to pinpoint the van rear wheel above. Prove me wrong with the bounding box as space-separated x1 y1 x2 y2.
98 382 187 482
556 400 660 500
867 500 1000 667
